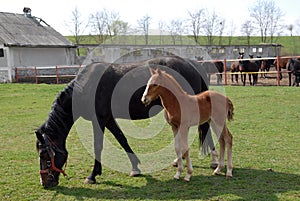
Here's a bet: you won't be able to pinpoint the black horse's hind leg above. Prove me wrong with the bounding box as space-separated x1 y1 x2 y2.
199 123 219 169
85 118 105 184
105 117 141 176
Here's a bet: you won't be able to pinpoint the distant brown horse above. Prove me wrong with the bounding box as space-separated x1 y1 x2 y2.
141 68 234 181
274 57 291 85
230 53 244 83
260 58 275 78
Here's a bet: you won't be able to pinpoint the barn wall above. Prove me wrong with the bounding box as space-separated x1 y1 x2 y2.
10 47 76 67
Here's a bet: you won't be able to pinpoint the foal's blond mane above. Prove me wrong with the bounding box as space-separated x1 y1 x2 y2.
158 70 188 95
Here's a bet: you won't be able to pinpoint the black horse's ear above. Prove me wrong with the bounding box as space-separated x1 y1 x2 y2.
36 131 45 144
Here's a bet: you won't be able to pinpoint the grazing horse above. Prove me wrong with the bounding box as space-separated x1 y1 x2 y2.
230 52 244 83
239 54 260 86
35 55 217 188
141 68 234 181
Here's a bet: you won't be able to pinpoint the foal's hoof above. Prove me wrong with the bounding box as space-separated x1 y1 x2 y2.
130 169 141 177
184 174 191 182
173 175 180 180
226 175 233 179
84 177 96 184
212 170 221 176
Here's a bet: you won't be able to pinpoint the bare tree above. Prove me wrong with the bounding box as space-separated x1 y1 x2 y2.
110 20 129 36
249 0 284 43
227 20 236 45
218 19 225 45
202 10 222 45
137 15 151 45
158 20 166 45
167 19 185 45
295 17 300 35
90 9 120 44
287 24 293 37
67 7 89 56
187 9 205 45
241 20 254 46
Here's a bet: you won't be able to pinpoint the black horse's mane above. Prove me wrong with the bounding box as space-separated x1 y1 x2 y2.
37 81 75 140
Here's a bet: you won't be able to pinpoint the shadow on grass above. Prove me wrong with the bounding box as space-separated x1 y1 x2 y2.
50 168 300 200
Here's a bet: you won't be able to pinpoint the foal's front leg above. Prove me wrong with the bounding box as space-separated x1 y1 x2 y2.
173 128 183 180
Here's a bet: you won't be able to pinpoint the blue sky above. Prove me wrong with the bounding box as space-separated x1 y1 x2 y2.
1 0 299 36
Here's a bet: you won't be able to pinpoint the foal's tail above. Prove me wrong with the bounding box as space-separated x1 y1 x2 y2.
227 98 234 122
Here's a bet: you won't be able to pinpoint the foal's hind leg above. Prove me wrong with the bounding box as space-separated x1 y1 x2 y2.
213 136 225 176
225 127 233 178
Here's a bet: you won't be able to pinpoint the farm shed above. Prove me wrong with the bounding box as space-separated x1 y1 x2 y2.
0 8 76 82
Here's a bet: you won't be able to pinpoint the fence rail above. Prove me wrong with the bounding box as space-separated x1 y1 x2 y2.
14 55 300 85
15 65 82 84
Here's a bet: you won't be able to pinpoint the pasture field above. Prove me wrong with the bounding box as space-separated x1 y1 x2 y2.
0 84 300 201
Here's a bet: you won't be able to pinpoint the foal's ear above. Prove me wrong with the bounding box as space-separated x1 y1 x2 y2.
155 68 162 75
149 67 155 75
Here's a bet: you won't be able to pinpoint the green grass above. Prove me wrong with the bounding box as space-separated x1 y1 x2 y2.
0 84 300 200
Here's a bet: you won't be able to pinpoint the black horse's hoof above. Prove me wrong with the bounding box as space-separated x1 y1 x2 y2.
84 177 96 184
130 169 141 177
210 162 219 169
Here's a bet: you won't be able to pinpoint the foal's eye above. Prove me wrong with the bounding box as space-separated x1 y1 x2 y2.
153 84 158 87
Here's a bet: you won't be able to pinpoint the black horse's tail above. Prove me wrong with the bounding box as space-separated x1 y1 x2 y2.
198 123 214 156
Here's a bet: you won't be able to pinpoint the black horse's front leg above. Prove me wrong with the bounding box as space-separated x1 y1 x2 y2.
106 117 141 176
85 118 105 184
85 160 102 184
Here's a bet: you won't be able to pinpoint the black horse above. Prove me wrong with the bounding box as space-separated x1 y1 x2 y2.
287 58 300 86
260 58 275 78
239 54 260 86
36 55 217 188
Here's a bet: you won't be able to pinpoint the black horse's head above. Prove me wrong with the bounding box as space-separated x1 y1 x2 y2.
36 130 68 188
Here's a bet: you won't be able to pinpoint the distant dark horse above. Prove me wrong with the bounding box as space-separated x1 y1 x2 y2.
195 57 224 85
239 54 260 86
35 56 217 188
287 58 300 86
230 52 243 83
260 58 275 78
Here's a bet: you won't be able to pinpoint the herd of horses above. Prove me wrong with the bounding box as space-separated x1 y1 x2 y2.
197 53 300 86
35 54 299 188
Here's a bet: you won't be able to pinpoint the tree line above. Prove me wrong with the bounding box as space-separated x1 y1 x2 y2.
68 0 298 56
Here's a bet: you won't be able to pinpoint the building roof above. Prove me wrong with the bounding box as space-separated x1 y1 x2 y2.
0 11 75 48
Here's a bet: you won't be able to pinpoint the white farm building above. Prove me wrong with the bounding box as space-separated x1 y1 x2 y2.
0 8 76 82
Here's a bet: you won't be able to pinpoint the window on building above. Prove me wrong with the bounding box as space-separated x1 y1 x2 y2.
0 48 4 57
258 48 263 53
252 48 257 53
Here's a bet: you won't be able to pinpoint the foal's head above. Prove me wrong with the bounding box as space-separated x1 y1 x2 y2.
141 68 167 106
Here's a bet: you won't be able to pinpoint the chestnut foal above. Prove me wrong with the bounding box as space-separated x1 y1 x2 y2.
141 68 234 181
